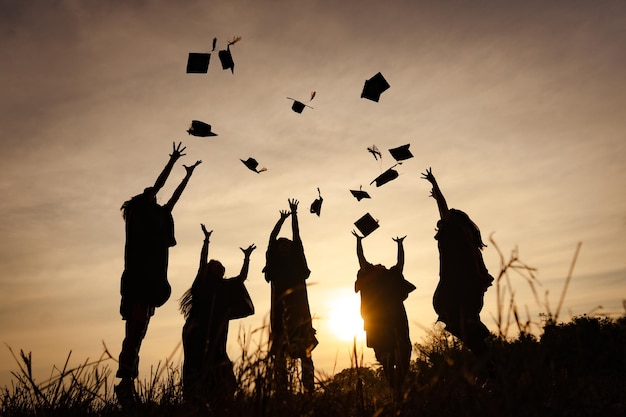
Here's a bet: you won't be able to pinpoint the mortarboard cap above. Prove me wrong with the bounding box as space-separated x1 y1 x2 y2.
367 145 382 161
186 53 211 73
219 47 234 73
350 189 371 201
361 72 390 102
287 97 313 113
370 165 399 187
389 144 413 161
310 188 323 216
187 120 217 137
240 157 267 173
354 213 379 237
292 101 305 113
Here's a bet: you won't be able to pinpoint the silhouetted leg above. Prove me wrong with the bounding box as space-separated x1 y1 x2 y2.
375 349 394 388
463 319 497 379
394 340 411 400
116 303 151 407
273 352 289 393
301 356 315 392
182 322 206 404
117 303 151 379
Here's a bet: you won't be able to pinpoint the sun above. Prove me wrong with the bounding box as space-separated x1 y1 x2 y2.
326 293 366 342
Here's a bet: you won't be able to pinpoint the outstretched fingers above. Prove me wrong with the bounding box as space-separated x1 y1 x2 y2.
171 141 187 158
200 224 213 239
241 244 257 256
420 167 434 182
288 198 299 211
183 160 202 174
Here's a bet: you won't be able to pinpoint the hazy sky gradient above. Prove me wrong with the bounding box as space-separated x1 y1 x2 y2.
1 0 625 387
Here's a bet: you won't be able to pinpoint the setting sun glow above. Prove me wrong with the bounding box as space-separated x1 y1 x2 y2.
327 294 366 342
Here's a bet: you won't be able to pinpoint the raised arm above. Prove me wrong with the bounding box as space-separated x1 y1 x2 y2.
352 230 367 267
145 142 187 200
393 235 406 272
421 167 450 221
269 210 290 243
236 244 257 282
198 224 212 269
288 199 301 243
164 160 202 211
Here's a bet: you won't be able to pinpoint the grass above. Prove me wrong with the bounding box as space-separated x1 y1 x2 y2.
2 242 625 416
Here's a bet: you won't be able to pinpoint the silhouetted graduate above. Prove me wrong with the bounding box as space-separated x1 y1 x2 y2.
421 167 495 376
180 225 255 409
263 199 318 392
115 143 201 408
352 231 415 399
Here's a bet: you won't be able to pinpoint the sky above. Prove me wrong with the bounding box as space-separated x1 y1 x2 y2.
1 0 625 389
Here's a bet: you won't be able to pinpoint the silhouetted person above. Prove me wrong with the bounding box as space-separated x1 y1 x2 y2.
421 167 494 370
115 142 201 407
264 199 318 392
353 231 415 399
180 224 256 411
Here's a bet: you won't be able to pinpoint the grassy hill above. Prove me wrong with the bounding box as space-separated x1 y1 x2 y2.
2 314 624 417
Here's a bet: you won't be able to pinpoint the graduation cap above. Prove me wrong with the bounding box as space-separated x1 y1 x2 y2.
389 144 413 161
219 47 234 73
218 36 241 74
361 72 390 102
350 186 371 201
287 96 314 113
240 157 267 173
310 188 323 216
370 164 399 187
186 52 211 73
187 120 217 137
367 145 382 161
354 213 379 237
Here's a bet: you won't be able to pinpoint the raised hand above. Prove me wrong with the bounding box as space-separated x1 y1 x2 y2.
352 229 363 240
240 244 257 257
201 224 213 240
184 160 202 175
288 198 299 213
279 210 291 220
393 235 407 243
420 167 435 184
170 142 187 159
